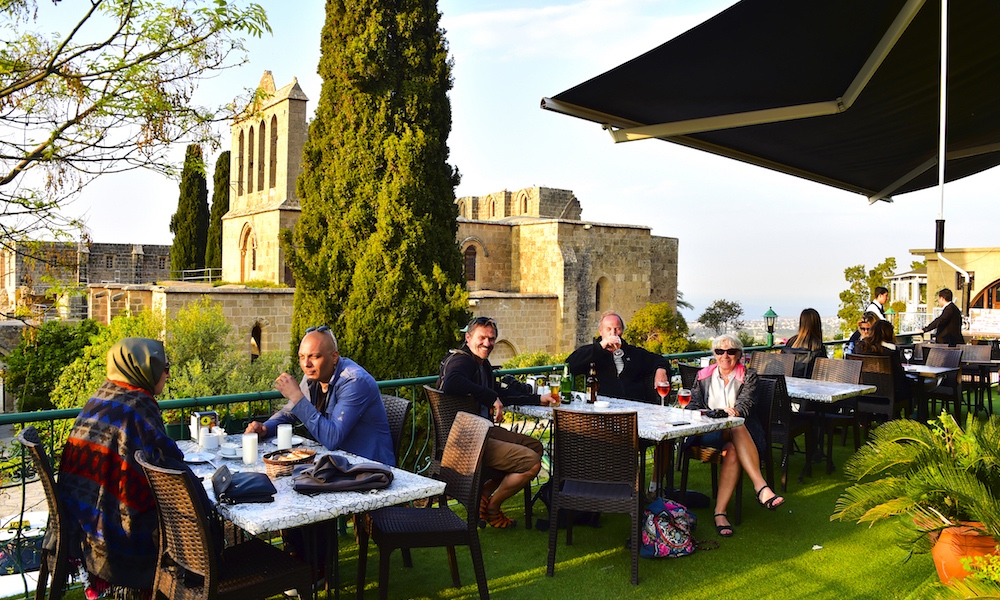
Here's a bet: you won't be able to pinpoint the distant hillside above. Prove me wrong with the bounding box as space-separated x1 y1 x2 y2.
689 315 845 343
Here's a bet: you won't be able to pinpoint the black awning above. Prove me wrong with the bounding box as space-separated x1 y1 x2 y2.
541 0 1000 201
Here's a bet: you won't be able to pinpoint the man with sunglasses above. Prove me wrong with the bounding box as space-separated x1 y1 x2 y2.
245 325 394 466
437 316 558 529
566 311 672 402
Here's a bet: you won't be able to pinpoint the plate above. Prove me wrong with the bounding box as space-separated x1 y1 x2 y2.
183 452 215 464
290 435 305 446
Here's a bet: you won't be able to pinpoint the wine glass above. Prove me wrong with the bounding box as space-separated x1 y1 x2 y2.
677 388 692 409
903 348 913 367
655 381 671 405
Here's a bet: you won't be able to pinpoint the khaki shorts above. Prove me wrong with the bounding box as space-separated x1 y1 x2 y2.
483 426 543 474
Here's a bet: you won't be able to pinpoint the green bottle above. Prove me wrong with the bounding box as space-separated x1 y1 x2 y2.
560 363 573 403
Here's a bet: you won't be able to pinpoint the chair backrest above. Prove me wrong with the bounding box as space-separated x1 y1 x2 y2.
438 412 493 527
134 450 217 597
780 346 822 378
380 394 412 463
846 354 895 400
919 342 951 361
551 409 638 489
751 376 777 442
759 374 794 433
811 357 862 384
958 344 992 362
423 385 481 464
677 363 700 391
926 347 962 368
749 352 794 376
15 427 66 569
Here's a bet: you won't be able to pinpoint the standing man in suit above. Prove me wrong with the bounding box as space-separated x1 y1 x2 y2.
922 288 965 346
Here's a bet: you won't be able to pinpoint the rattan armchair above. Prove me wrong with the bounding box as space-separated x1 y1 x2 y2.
925 347 964 418
749 352 794 376
958 344 994 414
810 357 863 451
546 409 640 585
134 450 314 600
380 394 412 464
846 354 907 434
15 427 71 600
423 385 533 528
677 363 700 391
356 411 493 600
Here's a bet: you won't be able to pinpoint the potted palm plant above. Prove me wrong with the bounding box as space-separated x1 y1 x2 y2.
832 413 1000 584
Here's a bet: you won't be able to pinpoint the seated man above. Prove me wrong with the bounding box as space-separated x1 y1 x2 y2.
246 325 395 466
567 311 672 401
438 316 558 529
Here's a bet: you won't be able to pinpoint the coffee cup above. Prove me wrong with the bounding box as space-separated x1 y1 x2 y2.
219 442 239 457
201 427 219 450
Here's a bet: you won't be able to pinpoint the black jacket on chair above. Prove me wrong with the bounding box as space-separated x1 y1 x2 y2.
923 302 965 346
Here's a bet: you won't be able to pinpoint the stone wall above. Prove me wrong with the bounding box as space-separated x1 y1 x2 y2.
469 293 560 363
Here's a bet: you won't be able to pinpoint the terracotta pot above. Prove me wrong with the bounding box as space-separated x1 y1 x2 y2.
931 522 999 584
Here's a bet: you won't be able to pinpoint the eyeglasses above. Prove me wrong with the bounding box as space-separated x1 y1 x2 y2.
713 348 740 356
163 361 171 374
466 316 497 331
305 325 331 334
859 326 872 332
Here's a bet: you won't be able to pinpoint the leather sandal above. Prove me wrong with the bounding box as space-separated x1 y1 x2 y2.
478 494 490 527
714 513 734 537
483 508 517 529
755 485 785 510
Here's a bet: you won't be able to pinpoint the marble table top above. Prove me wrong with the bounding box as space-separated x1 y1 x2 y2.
508 393 743 442
178 438 444 535
784 377 877 403
904 364 960 377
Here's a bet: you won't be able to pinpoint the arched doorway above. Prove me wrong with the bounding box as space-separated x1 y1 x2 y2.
250 323 262 362
239 224 257 282
971 278 1000 310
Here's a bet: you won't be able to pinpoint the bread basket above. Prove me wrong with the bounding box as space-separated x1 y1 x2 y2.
262 448 316 478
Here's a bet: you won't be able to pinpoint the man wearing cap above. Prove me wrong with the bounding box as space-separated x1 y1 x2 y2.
245 326 394 466
437 316 559 529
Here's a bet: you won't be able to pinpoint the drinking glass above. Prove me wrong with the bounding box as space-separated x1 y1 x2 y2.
677 388 692 409
655 381 671 405
903 348 913 366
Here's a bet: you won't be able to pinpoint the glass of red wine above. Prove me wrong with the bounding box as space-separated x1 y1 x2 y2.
677 388 692 409
655 381 671 406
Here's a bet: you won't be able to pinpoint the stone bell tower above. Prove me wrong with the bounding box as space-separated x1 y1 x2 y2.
221 71 308 285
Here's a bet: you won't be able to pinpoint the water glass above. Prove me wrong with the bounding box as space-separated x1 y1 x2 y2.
242 433 258 465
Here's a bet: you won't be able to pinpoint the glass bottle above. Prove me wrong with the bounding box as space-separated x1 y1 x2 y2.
586 362 598 404
560 363 573 403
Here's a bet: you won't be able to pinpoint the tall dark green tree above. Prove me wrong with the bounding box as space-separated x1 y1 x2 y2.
170 144 210 276
282 0 467 379
205 150 230 271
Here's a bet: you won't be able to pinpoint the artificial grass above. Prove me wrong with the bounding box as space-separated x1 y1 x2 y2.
10 430 953 600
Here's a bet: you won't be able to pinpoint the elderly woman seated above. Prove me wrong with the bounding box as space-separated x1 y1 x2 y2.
688 333 785 537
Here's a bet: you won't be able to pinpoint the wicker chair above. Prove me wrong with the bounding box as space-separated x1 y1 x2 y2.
958 344 994 414
423 385 533 529
810 357 863 451
15 427 71 600
546 409 640 585
925 347 964 418
749 352 794 376
846 354 907 434
677 363 700 390
380 394 412 464
134 451 314 600
356 411 493 600
678 377 777 521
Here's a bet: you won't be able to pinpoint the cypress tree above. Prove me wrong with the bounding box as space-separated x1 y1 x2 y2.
170 144 210 276
282 0 467 379
205 150 230 271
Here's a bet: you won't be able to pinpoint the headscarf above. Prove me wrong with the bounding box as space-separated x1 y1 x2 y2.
106 338 167 395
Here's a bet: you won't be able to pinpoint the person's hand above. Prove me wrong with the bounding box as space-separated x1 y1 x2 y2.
245 421 267 438
600 333 622 353
653 367 669 388
274 372 305 404
542 390 561 406
492 399 504 425
724 407 738 417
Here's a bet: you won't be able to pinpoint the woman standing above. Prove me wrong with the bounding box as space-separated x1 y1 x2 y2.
57 338 177 599
688 334 785 538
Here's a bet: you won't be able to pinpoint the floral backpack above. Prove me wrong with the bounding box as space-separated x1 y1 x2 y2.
640 498 700 558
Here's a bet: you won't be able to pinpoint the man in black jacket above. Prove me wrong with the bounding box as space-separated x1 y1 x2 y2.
437 316 557 529
922 288 965 346
567 311 672 401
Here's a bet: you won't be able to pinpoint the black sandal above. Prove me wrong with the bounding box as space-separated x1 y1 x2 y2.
755 485 785 510
714 513 734 537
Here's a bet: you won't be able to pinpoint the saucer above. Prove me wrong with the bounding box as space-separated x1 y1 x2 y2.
218 450 241 459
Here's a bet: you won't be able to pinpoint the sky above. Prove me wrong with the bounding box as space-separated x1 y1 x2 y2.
60 0 1000 322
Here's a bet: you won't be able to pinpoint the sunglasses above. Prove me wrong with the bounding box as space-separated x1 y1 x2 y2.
859 326 872 332
305 325 331 334
713 348 740 356
164 361 171 374
467 316 498 330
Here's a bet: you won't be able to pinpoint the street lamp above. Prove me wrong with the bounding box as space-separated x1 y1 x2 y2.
885 306 896 329
763 307 778 347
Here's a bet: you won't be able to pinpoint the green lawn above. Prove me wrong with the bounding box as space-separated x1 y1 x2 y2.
6 430 952 600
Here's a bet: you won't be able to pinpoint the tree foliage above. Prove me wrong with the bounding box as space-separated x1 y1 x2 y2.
837 257 897 337
170 145 210 274
282 0 467 379
205 151 230 270
0 0 269 244
623 302 690 355
697 299 745 335
2 319 101 411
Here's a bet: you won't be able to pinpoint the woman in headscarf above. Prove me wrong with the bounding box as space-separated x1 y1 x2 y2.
56 338 178 599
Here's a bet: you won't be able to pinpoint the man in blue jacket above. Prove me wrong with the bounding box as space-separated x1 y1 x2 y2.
246 325 395 466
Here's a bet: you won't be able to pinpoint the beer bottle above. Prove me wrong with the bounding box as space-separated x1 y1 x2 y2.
560 363 573 403
586 362 598 404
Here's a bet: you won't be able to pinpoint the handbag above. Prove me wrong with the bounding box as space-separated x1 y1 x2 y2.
291 454 393 494
640 498 699 558
212 464 277 504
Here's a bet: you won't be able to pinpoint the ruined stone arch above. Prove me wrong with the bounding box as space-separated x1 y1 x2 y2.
492 339 518 364
517 190 529 215
239 223 257 282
